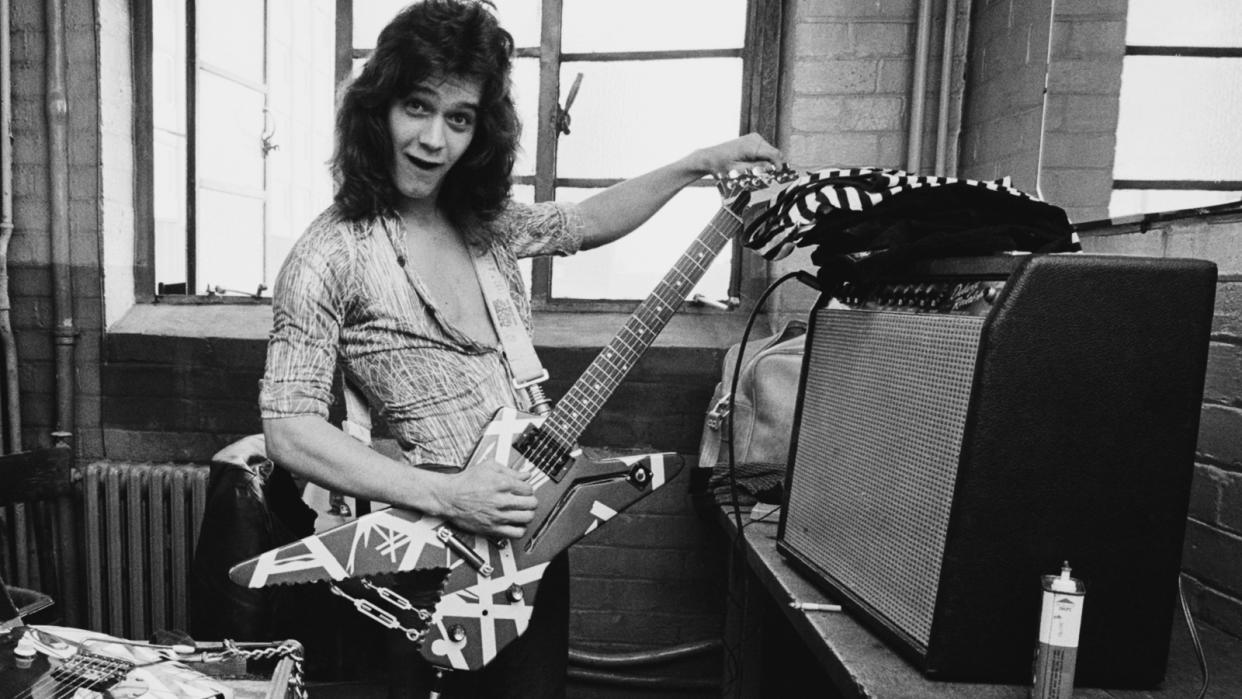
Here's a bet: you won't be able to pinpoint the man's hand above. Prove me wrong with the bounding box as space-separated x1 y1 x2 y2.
695 132 785 180
436 460 538 539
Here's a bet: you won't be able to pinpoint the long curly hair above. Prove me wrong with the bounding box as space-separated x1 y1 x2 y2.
332 0 518 232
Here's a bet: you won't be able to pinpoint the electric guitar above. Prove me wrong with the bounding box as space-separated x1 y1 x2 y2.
228 167 799 672
0 625 233 699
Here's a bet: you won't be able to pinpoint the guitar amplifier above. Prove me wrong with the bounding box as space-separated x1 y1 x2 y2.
776 253 1217 686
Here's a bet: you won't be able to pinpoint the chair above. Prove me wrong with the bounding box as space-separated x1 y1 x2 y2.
0 444 74 624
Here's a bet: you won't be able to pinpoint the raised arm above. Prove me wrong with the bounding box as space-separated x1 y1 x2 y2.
575 133 783 250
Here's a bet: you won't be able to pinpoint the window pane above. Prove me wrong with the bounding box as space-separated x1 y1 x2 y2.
1114 57 1242 180
197 188 265 294
1109 189 1241 218
513 57 539 177
354 1 541 49
562 0 745 53
552 187 731 300
196 71 266 191
556 59 742 179
493 0 542 48
353 1 411 49
153 0 187 289
198 0 264 82
1126 0 1242 48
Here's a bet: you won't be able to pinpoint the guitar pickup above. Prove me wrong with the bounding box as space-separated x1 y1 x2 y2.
514 425 574 482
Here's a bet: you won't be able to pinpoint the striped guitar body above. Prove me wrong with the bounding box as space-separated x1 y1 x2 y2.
232 407 675 671
228 167 798 672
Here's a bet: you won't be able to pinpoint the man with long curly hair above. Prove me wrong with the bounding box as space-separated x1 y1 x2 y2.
259 1 782 695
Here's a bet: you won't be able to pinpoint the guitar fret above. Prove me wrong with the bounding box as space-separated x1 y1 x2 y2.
544 197 755 443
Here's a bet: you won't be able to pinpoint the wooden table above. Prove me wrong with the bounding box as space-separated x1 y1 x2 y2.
720 505 1242 698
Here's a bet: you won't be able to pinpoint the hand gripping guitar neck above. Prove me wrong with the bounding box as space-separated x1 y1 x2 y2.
228 167 799 672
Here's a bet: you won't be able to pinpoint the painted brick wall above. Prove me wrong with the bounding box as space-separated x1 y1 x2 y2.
7 0 105 458
958 0 1126 223
1083 212 1242 639
772 0 973 332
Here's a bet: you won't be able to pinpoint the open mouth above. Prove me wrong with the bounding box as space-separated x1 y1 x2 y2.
407 154 443 171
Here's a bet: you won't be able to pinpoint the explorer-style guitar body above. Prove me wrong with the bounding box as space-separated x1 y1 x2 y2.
229 168 798 671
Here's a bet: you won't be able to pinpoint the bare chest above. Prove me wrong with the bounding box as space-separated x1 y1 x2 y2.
403 228 499 347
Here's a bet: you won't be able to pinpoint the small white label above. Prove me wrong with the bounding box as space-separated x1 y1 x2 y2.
1038 592 1084 648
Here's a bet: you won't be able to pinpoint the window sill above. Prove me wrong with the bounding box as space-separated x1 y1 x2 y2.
107 302 753 350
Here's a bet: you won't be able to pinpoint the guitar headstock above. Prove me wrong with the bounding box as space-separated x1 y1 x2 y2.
717 165 800 210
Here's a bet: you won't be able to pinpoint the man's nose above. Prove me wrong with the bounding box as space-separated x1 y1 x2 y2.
418 116 447 151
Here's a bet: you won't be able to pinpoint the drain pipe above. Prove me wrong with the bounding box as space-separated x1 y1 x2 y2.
906 0 934 173
934 0 958 175
46 0 75 446
0 0 22 452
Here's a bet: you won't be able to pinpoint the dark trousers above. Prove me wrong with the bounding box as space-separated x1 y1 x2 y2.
385 550 570 699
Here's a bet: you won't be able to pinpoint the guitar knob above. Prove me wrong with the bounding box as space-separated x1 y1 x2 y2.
449 625 467 643
507 584 525 603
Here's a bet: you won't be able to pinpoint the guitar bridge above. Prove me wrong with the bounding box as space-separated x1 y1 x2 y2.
514 425 574 482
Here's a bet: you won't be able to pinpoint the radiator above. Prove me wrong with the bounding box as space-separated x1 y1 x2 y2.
79 462 210 639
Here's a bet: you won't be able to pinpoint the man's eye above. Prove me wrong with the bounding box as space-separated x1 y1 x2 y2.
404 100 430 115
447 113 475 129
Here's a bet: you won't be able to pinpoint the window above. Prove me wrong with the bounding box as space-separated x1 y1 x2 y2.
1111 0 1242 217
350 0 780 307
140 0 779 303
141 0 336 297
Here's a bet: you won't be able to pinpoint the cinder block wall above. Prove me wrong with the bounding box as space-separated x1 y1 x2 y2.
7 0 106 457
1083 214 1242 639
772 0 974 330
958 0 1125 223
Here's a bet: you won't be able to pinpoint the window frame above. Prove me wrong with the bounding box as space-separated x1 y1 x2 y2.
134 0 782 307
1111 43 1242 205
524 0 782 313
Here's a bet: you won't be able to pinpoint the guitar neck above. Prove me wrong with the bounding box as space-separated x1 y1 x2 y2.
541 200 746 446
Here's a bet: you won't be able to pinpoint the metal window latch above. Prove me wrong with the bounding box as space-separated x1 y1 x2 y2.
207 284 268 299
556 72 584 136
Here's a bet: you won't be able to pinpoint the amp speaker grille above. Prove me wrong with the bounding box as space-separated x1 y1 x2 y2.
782 308 984 645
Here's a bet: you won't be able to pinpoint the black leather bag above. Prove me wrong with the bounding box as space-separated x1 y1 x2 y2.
190 434 387 680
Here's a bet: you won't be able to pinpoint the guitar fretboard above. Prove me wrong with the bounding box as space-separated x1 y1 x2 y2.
539 199 747 450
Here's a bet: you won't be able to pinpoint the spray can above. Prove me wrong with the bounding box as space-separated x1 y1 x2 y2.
1031 562 1085 699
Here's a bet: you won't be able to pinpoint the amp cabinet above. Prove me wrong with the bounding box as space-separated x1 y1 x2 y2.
777 253 1216 686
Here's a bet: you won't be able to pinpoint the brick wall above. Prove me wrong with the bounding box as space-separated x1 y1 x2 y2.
7 0 105 458
1082 211 1242 639
958 0 1126 223
772 0 972 331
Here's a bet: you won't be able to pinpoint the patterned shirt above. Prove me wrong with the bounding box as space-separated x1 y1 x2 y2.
260 200 585 467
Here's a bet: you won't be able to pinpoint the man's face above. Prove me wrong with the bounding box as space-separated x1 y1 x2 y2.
387 75 482 205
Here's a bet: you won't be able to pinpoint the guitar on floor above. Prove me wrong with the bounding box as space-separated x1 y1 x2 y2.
228 166 799 672
0 624 233 699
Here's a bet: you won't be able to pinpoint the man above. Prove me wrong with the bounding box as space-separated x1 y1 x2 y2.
260 1 783 695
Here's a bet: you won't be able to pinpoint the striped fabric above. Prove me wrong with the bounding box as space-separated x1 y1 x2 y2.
741 167 1050 261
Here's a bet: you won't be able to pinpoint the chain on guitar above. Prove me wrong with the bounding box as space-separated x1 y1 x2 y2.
227 167 800 672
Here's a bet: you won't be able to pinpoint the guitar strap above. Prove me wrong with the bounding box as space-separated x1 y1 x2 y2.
470 246 549 396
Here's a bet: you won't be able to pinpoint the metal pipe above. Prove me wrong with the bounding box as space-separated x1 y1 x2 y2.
1034 0 1059 199
46 0 75 445
934 0 958 175
568 639 721 668
0 0 22 452
906 0 934 173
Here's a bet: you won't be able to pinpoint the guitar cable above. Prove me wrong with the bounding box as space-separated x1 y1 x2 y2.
720 268 820 697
